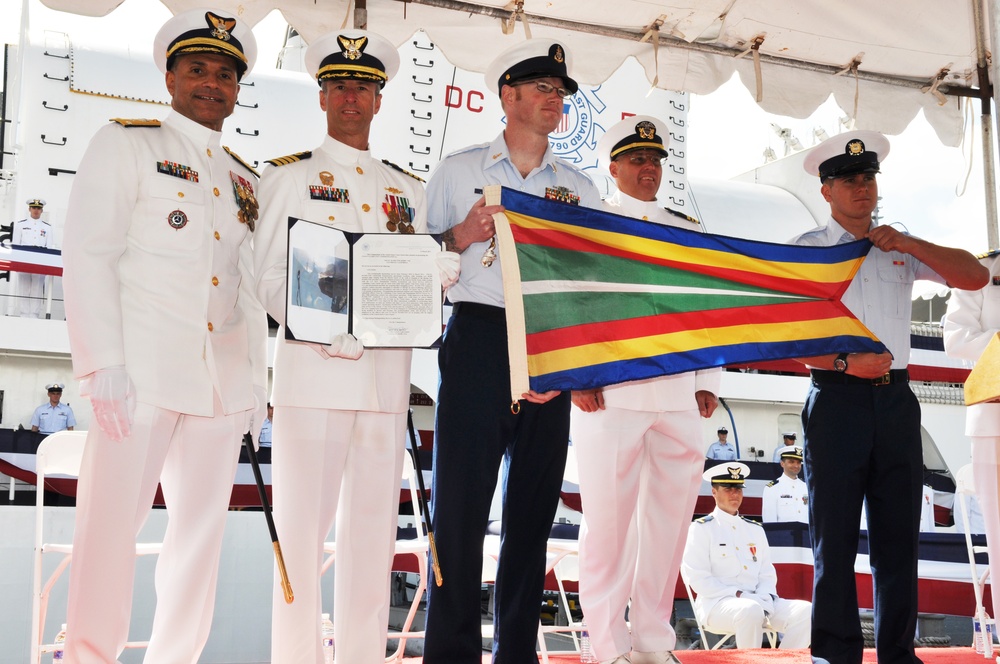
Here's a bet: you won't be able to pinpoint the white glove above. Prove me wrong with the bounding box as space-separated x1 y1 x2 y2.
80 365 136 442
249 385 268 451
434 251 461 289
326 332 365 360
745 592 774 617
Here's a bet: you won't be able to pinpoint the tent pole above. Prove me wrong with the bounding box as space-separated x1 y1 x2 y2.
978 0 999 249
355 0 368 30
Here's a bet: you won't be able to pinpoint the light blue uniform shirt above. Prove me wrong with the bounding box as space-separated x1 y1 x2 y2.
706 440 737 460
31 402 76 434
791 218 944 370
258 417 272 447
427 132 602 307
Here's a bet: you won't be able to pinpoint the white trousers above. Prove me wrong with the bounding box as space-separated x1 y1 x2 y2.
572 406 703 661
16 272 45 317
972 437 1000 623
705 597 812 650
64 396 248 664
269 407 405 664
705 596 811 649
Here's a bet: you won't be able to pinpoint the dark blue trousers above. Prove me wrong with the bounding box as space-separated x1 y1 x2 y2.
423 305 569 664
803 377 923 664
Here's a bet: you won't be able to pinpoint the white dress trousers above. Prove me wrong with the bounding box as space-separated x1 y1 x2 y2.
572 192 721 661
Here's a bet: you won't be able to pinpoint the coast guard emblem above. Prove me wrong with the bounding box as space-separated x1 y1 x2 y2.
167 209 188 230
846 139 865 156
206 12 236 41
338 35 367 61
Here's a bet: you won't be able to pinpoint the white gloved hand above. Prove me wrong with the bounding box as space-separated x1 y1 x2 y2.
326 332 365 360
249 385 268 451
80 365 136 442
745 592 774 617
434 251 461 289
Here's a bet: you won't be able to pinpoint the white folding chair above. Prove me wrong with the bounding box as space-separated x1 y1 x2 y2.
956 463 995 658
682 576 777 650
30 431 162 664
321 448 429 663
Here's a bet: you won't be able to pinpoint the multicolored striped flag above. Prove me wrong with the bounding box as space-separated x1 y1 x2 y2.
486 186 886 397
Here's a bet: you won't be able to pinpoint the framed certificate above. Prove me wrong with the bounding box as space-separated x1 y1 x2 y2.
285 217 443 348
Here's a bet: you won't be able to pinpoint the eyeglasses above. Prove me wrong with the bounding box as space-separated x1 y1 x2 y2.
624 152 667 166
514 79 573 99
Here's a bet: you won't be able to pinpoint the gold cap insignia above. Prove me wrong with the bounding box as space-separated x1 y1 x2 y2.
636 120 656 141
846 139 866 156
338 35 368 61
206 11 236 41
727 466 743 480
552 45 565 63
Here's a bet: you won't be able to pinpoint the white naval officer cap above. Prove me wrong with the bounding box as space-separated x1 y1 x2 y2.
306 30 399 88
703 462 751 487
26 198 46 208
597 115 669 172
777 445 804 461
46 383 64 392
484 38 578 96
153 8 257 79
803 129 890 180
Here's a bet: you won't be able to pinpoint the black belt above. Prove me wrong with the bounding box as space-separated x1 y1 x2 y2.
452 301 505 323
810 369 910 387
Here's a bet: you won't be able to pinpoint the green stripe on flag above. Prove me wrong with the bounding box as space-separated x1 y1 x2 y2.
522 291 809 335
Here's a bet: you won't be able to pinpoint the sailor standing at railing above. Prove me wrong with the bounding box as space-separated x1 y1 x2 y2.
11 198 52 318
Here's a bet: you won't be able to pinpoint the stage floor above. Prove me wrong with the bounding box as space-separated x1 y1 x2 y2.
401 648 997 663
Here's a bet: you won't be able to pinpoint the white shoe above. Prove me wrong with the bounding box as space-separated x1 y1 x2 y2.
600 656 631 664
630 652 681 664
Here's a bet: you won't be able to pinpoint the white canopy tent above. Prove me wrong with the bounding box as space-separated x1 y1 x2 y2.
35 0 1000 245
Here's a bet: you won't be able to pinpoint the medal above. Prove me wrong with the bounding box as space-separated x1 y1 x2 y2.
382 194 415 234
230 171 258 232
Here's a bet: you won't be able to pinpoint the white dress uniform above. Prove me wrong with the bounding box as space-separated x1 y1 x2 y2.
761 473 809 523
62 109 267 664
572 190 721 660
681 506 811 649
254 132 426 664
943 251 1000 622
12 213 53 317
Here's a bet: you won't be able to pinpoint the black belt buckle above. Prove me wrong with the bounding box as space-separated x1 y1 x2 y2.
872 372 891 386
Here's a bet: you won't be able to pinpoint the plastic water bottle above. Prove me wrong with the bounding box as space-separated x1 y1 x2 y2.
321 613 335 664
974 618 984 654
53 624 67 661
579 620 597 663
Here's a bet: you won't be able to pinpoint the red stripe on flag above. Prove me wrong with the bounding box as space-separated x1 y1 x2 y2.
510 224 853 300
526 299 855 354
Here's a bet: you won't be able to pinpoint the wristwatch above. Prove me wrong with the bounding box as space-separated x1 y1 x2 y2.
833 352 849 373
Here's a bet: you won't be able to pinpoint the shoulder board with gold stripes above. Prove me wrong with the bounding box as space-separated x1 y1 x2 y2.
665 207 699 225
382 159 426 183
224 146 259 178
765 479 778 488
977 248 1000 259
265 151 312 167
741 515 763 527
110 118 161 127
694 515 714 524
